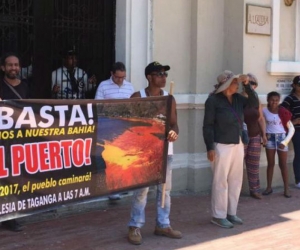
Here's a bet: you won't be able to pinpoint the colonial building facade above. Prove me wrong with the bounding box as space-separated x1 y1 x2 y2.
115 0 300 192
0 0 297 193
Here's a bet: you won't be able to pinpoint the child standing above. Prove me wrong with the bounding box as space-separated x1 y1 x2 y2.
262 91 291 198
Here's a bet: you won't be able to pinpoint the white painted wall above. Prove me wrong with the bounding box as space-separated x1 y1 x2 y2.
192 0 225 94
244 0 299 96
223 0 244 75
280 0 296 61
243 0 273 95
152 0 192 94
152 0 227 95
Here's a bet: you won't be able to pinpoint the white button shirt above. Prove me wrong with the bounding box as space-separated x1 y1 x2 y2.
94 77 134 99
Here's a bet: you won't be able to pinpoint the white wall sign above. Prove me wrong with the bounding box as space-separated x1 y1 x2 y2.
246 4 272 36
276 77 293 95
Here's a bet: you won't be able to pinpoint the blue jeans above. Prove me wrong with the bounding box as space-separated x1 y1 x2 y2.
292 130 300 183
266 133 288 151
128 156 172 228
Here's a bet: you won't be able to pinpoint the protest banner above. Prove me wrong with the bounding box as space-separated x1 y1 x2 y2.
0 96 171 221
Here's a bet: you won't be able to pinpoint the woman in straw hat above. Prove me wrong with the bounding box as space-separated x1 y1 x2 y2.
203 70 259 229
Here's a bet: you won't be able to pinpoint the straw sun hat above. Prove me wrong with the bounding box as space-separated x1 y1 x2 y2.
215 70 240 94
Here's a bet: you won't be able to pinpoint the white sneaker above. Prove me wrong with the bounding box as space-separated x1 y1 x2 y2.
108 194 121 200
295 183 300 188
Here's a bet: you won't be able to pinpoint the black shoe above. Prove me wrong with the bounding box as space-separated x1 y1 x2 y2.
284 191 292 198
262 189 273 196
2 219 23 232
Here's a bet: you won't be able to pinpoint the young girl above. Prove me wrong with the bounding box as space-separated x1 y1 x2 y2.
262 91 291 198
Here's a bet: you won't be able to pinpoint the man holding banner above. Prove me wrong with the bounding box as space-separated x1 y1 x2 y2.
0 52 29 231
127 62 182 245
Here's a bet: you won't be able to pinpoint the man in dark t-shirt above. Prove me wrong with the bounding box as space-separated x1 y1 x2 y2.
0 52 29 232
0 53 29 100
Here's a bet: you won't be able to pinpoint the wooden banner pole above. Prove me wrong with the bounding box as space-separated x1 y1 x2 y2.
161 81 174 208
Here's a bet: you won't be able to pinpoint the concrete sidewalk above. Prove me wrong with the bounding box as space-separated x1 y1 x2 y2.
1 187 300 250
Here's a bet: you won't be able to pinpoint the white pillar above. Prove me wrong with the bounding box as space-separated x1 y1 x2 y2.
295 0 300 61
271 0 280 61
115 0 153 89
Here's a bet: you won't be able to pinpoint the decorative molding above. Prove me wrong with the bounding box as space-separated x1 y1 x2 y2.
172 153 209 170
267 61 300 75
171 150 292 171
173 94 268 109
174 94 207 110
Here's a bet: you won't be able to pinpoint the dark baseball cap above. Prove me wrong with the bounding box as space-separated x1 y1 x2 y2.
145 61 170 77
61 49 77 57
293 75 300 85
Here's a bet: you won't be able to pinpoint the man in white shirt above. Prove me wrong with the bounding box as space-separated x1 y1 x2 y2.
95 62 134 100
95 62 134 200
52 49 92 99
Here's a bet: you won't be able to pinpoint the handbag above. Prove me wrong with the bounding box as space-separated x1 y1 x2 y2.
228 104 249 145
241 123 249 145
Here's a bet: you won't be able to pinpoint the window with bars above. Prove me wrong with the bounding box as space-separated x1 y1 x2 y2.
0 0 115 98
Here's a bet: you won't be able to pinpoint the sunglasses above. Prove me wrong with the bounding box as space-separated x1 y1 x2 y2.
151 72 168 78
249 81 257 86
294 82 300 87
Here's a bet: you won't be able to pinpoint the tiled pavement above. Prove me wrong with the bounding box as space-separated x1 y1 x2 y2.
1 187 300 250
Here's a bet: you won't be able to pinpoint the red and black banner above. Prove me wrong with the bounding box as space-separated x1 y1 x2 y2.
0 96 171 221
